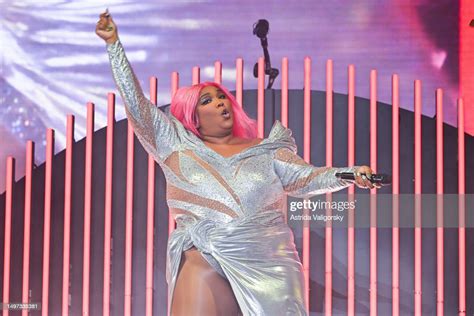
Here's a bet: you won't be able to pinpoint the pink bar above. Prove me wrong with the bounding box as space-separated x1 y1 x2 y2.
435 89 444 316
392 74 400 316
150 77 158 104
124 121 135 316
146 156 155 316
392 75 400 193
302 56 311 312
62 115 74 315
370 70 377 173
22 141 34 316
170 74 179 236
236 58 243 107
326 60 333 166
347 65 355 316
3 157 14 316
171 72 179 99
303 57 311 163
458 99 466 193
325 59 333 316
42 129 54 316
436 89 444 193
192 66 200 85
369 70 378 316
281 57 289 127
103 93 115 316
83 103 94 315
458 98 466 315
146 77 158 316
214 61 222 84
257 57 265 138
280 58 289 224
414 80 422 316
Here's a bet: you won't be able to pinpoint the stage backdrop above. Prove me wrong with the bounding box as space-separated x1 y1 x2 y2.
0 89 473 315
0 0 460 192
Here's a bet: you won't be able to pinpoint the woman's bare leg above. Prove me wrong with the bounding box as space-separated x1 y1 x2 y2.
171 246 242 316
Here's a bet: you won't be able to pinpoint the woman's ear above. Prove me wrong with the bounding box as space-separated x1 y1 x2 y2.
195 116 200 129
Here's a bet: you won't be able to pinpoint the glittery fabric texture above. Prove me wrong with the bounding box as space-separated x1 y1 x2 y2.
107 40 358 316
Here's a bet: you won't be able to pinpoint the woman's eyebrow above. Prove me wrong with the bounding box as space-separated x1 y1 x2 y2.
199 93 211 100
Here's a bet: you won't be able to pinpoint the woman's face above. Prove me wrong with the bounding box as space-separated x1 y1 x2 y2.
195 85 234 138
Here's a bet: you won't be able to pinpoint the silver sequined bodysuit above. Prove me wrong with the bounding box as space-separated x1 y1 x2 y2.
107 40 358 316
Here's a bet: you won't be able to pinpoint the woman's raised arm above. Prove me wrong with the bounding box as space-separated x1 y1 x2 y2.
96 10 180 161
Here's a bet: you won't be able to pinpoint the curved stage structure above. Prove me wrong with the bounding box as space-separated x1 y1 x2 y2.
1 87 473 315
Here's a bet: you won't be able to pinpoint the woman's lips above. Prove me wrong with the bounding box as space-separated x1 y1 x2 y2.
221 108 231 119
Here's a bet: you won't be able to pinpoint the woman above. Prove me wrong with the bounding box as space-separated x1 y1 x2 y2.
96 11 379 316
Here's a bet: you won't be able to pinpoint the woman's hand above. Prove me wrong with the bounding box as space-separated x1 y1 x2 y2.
95 9 118 44
354 166 381 189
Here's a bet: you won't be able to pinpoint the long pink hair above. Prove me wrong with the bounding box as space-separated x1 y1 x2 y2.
170 82 257 139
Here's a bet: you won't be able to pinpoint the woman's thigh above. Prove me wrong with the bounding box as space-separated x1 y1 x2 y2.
170 246 242 316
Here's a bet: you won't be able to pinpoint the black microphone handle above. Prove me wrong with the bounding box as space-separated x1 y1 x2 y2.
335 172 392 185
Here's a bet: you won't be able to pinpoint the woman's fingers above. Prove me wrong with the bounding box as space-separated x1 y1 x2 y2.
354 167 378 189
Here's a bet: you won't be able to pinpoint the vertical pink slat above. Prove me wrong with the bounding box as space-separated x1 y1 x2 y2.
280 57 289 224
257 57 265 138
171 72 179 99
325 59 333 316
414 80 422 316
3 157 14 316
392 74 400 316
22 141 34 316
281 57 289 127
370 71 378 175
192 67 200 85
82 102 94 315
457 98 466 315
347 65 356 316
236 58 243 107
124 120 135 316
435 89 444 316
146 77 158 316
391 76 400 194
42 129 54 316
103 93 115 316
302 56 311 312
369 70 377 316
214 61 222 84
62 115 74 316
169 72 179 236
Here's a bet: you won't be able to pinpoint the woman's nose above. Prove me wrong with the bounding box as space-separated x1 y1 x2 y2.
217 102 224 107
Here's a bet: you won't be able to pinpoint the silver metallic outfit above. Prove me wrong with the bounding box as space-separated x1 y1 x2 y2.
107 40 358 316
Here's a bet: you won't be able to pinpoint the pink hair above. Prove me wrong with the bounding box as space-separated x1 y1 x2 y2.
170 82 257 139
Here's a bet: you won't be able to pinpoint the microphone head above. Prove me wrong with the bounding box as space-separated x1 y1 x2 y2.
253 19 269 38
371 174 392 185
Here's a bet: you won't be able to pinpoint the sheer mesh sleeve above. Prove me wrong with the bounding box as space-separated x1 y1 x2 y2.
107 40 180 161
273 147 358 198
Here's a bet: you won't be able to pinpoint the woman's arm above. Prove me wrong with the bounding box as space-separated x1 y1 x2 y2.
97 11 179 161
273 147 360 198
107 40 180 160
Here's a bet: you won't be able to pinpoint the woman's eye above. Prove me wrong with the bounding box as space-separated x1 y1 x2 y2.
201 98 211 105
218 94 226 99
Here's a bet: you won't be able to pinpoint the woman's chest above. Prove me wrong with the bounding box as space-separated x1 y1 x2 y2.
165 149 280 191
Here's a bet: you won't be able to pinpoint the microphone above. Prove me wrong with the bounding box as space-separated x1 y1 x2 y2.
335 172 392 186
253 19 279 89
